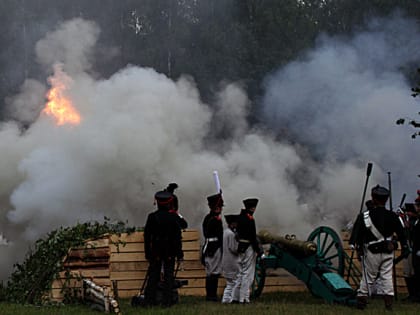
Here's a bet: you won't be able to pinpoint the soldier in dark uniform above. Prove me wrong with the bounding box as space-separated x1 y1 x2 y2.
411 192 420 302
349 185 409 310
202 193 224 301
398 194 419 302
234 198 262 304
143 190 188 307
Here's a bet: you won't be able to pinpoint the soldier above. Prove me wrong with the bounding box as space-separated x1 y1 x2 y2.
234 198 262 304
349 185 409 311
143 190 188 307
202 193 224 301
398 194 419 302
221 214 240 304
411 192 420 302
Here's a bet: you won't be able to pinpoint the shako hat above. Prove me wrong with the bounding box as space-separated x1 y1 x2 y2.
155 190 174 205
207 193 224 209
166 183 178 193
224 214 239 225
243 198 259 209
371 185 389 197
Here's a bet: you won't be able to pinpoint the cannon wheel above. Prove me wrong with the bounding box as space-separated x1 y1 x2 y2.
307 226 345 276
251 256 266 298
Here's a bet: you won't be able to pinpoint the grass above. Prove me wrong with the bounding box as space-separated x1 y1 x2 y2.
0 292 419 315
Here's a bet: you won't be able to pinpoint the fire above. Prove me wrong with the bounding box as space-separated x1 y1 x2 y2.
42 65 81 126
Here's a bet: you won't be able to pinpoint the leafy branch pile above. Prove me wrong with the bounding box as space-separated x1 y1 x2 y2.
4 217 136 305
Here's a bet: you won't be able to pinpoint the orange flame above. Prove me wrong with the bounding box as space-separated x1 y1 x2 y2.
42 66 81 126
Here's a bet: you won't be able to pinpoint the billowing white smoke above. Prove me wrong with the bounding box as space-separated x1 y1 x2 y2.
261 12 420 220
0 12 419 281
0 18 308 281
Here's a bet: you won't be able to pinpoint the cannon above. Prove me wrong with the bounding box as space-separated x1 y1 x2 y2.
252 226 360 306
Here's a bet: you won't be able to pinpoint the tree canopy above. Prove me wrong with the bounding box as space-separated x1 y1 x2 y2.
0 0 419 112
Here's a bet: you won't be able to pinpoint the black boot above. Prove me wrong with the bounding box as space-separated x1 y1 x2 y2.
205 276 212 301
356 295 368 310
414 274 420 302
383 295 393 311
206 274 219 301
404 277 417 302
211 274 220 301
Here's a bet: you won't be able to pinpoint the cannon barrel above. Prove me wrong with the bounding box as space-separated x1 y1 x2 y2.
258 230 317 257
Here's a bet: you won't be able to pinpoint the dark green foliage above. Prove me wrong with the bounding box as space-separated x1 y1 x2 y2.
4 218 136 305
396 68 420 138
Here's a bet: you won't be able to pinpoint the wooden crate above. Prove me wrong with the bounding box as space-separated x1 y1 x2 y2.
109 229 206 298
50 237 112 301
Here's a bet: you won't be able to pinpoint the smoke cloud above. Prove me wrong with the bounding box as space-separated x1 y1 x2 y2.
261 12 420 225
0 13 419 281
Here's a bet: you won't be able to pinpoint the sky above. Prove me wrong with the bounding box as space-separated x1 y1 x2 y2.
0 12 419 281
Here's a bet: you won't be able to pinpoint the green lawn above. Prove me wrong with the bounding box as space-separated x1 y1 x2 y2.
1 292 419 315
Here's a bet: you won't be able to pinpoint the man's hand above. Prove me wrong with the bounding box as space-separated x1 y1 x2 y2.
349 243 363 260
394 245 412 264
177 257 185 271
258 253 266 268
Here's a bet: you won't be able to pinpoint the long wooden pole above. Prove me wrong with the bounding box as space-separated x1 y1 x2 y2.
348 163 373 283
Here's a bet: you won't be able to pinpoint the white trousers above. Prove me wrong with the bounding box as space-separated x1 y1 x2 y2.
357 245 394 296
222 276 237 303
233 246 256 303
402 253 414 277
205 248 222 276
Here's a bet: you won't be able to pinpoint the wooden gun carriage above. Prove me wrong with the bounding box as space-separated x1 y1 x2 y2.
252 226 362 306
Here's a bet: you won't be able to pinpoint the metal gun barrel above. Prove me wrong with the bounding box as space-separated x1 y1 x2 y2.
258 230 317 257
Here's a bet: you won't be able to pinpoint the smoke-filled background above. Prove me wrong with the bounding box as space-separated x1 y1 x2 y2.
0 3 419 281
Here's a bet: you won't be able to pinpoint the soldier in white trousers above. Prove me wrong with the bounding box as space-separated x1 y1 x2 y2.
221 215 240 303
234 198 262 304
349 185 409 311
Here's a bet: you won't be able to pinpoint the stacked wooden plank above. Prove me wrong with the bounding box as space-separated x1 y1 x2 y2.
49 228 409 302
50 229 210 301
109 229 208 298
50 237 112 301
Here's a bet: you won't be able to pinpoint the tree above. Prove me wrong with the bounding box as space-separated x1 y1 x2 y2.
396 68 420 138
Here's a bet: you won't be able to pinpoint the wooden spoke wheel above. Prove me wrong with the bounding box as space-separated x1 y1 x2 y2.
307 226 345 276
